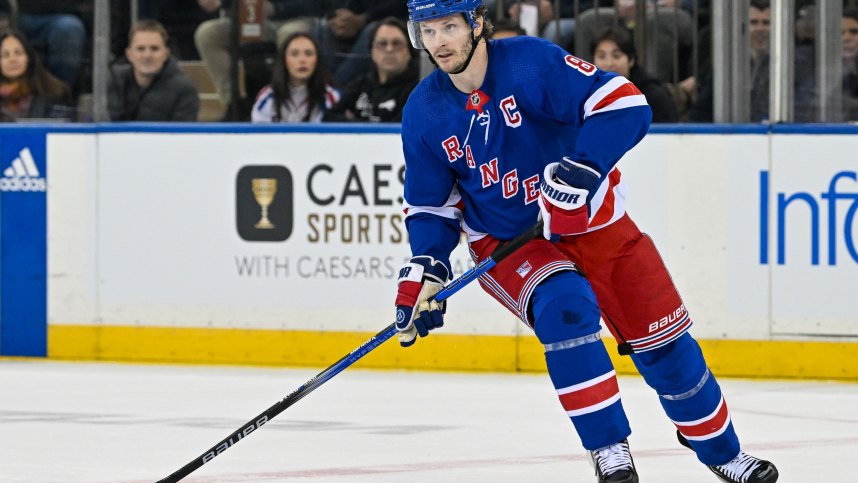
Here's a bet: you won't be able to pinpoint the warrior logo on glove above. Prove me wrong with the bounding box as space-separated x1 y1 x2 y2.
537 157 602 241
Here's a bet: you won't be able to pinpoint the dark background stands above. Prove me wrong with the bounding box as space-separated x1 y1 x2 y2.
324 65 417 122
628 66 679 123
316 0 408 85
0 0 86 93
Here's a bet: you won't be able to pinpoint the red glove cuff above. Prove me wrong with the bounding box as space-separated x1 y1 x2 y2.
395 280 422 307
546 202 589 234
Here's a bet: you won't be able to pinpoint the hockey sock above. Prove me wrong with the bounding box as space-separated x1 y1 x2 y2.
632 333 741 465
532 273 631 450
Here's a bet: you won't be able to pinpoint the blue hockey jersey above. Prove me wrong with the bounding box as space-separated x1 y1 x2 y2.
400 36 652 270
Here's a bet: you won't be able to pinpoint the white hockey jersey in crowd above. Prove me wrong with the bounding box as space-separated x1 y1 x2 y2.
251 84 340 123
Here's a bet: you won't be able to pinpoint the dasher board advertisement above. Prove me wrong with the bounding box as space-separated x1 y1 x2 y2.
92 132 513 334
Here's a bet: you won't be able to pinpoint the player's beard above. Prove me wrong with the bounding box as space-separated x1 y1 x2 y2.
432 36 474 74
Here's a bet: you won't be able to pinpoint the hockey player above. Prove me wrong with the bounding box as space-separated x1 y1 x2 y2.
393 1 779 482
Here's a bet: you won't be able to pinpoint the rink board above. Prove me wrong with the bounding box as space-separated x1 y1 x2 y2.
0 124 855 379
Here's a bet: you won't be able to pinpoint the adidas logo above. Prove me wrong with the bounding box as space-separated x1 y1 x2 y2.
0 147 46 192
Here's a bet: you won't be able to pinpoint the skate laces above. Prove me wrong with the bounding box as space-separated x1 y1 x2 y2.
714 451 761 482
592 440 634 474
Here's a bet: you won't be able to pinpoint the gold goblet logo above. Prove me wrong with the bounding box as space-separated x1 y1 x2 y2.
251 178 277 229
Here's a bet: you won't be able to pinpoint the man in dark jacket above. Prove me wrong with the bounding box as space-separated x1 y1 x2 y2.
317 0 409 85
109 20 199 122
0 0 86 90
690 0 815 122
325 17 417 123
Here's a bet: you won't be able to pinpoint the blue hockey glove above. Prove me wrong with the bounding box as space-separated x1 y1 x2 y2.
394 256 450 347
537 157 602 241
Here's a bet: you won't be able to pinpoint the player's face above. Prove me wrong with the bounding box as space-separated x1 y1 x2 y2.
371 25 411 79
843 17 858 60
593 39 632 78
126 31 170 79
0 36 28 80
419 15 476 73
284 36 318 85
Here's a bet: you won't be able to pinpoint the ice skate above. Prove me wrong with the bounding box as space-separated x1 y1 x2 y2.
677 430 778 483
588 439 638 483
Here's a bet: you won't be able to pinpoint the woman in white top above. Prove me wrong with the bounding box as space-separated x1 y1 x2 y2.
251 33 340 123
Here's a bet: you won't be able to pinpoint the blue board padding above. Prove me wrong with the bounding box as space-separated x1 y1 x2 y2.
0 129 47 356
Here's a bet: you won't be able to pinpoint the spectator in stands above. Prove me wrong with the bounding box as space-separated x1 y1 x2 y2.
251 32 340 123
195 0 326 107
315 0 409 85
505 0 556 36
325 17 417 123
0 29 71 121
574 0 693 85
842 7 858 120
592 25 678 122
844 8 858 65
108 20 199 122
490 20 526 40
0 1 86 93
689 0 815 122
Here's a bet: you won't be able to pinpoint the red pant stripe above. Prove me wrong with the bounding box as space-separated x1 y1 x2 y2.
631 316 692 352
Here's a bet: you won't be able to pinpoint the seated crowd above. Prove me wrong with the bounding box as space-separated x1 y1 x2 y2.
1 0 857 123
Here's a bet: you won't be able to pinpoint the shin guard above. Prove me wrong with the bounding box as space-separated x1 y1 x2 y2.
632 333 740 465
532 273 631 450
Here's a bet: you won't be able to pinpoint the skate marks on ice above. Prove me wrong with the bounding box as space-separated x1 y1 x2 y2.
0 361 856 482
0 410 452 436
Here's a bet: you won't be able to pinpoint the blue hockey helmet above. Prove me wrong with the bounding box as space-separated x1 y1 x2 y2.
406 0 484 50
407 0 483 28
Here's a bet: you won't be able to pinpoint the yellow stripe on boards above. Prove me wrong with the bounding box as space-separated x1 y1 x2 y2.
47 325 858 380
48 325 519 371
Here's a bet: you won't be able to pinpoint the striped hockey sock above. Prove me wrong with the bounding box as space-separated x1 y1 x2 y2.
632 333 740 465
545 334 631 450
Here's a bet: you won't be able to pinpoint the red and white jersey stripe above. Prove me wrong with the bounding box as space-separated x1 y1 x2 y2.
403 186 465 221
672 396 732 441
584 76 648 119
556 370 622 417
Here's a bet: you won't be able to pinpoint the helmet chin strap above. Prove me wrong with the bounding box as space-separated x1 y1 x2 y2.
449 31 480 75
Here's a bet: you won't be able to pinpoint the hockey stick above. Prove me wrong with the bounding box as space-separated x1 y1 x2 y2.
156 220 543 483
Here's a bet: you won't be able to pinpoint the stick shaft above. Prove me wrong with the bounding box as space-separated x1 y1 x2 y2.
157 221 542 483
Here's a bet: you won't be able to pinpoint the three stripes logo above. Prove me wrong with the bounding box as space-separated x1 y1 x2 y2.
1 147 46 192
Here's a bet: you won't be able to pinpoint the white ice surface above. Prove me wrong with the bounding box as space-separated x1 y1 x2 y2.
0 360 856 482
